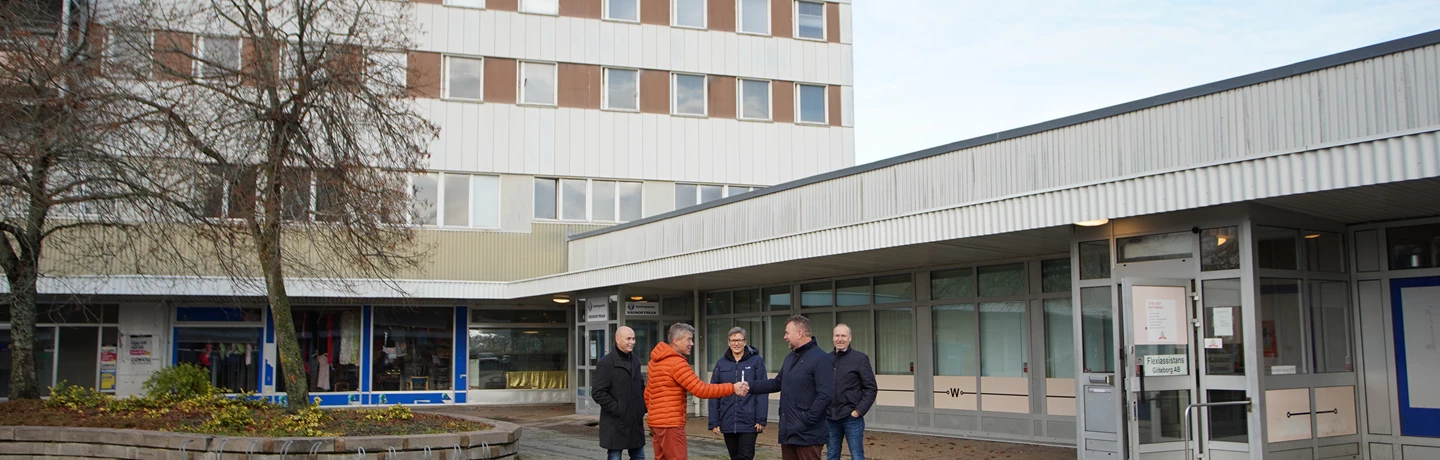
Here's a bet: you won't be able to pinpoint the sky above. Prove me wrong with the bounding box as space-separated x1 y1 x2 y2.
850 0 1440 165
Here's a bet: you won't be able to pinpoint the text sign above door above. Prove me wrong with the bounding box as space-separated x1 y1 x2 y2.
625 302 659 316
586 302 608 322
1131 285 1189 345
1142 354 1190 376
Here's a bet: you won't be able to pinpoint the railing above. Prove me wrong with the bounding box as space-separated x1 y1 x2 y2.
1181 399 1252 460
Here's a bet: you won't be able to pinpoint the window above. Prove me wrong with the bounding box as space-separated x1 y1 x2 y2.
674 183 740 209
536 178 642 222
606 0 639 21
471 175 501 228
739 0 769 35
534 178 557 219
107 30 151 76
875 309 914 375
413 173 500 227
520 0 558 14
412 174 439 225
1255 226 1299 270
700 184 723 203
1078 240 1112 279
978 263 1025 297
1041 258 1071 293
1386 222 1440 270
618 181 642 222
592 180 617 222
1304 231 1345 273
797 83 826 124
801 282 832 308
469 309 568 391
1310 281 1352 373
1117 231 1194 263
932 268 976 300
275 307 362 393
372 307 453 391
934 304 977 377
1203 279 1244 375
874 274 914 304
764 286 791 311
980 301 1026 376
739 79 771 120
672 73 706 116
1260 278 1305 375
603 68 639 111
174 326 261 393
446 0 485 8
1044 298 1074 378
521 62 557 105
675 183 697 209
674 0 706 28
280 168 312 221
445 56 483 100
1080 287 1114 373
795 1 825 40
197 36 240 78
560 178 586 220
442 174 470 226
1201 227 1240 271
836 278 869 307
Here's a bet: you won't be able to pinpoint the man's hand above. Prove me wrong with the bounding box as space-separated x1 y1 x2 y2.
755 423 764 433
734 381 749 397
851 410 860 418
712 427 721 435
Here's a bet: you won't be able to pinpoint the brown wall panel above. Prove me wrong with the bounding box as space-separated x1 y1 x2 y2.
559 0 600 19
640 0 670 25
709 0 736 32
828 84 841 126
772 80 793 123
407 51 443 99
154 31 193 80
771 0 791 38
489 0 519 11
485 57 518 103
558 63 601 109
826 2 840 43
639 69 670 114
708 75 737 119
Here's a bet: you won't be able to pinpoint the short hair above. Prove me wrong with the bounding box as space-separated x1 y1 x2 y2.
667 322 697 344
727 327 747 340
786 314 811 336
834 323 851 334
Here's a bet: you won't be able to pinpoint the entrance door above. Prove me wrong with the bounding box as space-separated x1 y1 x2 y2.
1123 278 1202 459
1392 276 1440 437
575 323 608 414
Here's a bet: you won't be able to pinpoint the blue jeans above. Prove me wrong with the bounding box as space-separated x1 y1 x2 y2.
826 416 865 460
607 447 645 460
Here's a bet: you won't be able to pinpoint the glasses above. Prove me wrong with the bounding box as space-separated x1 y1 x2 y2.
728 338 747 343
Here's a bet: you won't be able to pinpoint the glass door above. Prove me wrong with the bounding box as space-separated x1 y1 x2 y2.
575 322 607 415
1122 278 1201 459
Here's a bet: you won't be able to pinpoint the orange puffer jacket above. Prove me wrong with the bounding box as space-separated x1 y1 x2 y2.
644 341 735 428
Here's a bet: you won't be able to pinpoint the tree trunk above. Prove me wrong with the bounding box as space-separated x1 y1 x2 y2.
258 228 309 412
5 269 40 400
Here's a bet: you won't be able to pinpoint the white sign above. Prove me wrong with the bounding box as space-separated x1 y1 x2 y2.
1213 307 1235 337
1271 365 1297 375
625 302 659 316
1204 338 1224 349
586 303 608 322
128 335 153 365
1146 299 1181 343
1132 285 1189 346
1143 354 1189 376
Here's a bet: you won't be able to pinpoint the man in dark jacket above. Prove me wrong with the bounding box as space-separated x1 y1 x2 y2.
592 326 646 460
827 323 877 460
709 326 769 460
749 315 834 460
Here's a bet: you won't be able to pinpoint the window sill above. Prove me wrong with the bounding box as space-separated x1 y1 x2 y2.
737 30 772 37
518 11 560 16
517 102 559 108
602 106 641 113
794 35 827 43
671 112 709 119
795 120 829 126
442 97 485 104
738 117 773 123
443 4 486 10
671 23 708 31
602 17 642 24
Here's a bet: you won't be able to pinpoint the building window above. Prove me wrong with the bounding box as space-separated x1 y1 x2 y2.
520 0 558 15
412 173 439 225
534 178 558 220
739 0 769 35
605 0 639 22
603 68 639 111
618 181 642 222
521 62 557 106
445 56 484 101
673 0 705 28
173 326 262 393
795 1 825 40
274 307 362 393
412 173 501 228
676 183 754 209
797 83 826 124
446 0 485 8
672 73 707 116
469 308 568 390
196 36 240 78
739 79 771 121
107 29 152 76
560 178 587 220
536 178 642 223
372 307 453 391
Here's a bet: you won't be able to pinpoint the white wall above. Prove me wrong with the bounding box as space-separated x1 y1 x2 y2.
115 303 170 398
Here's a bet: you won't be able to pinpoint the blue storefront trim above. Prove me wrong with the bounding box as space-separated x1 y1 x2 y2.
1391 276 1440 438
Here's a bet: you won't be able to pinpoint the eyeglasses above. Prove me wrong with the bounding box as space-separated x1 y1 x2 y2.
728 339 747 343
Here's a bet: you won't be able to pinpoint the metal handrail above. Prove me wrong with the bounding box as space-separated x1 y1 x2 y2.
1181 400 1252 460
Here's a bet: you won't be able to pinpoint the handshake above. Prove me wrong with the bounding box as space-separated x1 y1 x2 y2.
733 381 750 397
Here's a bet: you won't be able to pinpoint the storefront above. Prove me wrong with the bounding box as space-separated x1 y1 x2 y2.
0 304 121 396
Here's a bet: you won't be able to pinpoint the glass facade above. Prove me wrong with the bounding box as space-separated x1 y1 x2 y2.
372 307 453 391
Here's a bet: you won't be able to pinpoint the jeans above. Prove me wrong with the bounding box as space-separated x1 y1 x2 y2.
826 416 865 460
607 447 645 460
723 432 758 460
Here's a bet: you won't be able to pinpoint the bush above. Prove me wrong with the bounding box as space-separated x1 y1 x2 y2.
46 381 112 410
142 363 218 399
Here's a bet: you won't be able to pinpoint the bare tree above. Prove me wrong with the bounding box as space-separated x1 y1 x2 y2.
103 0 435 410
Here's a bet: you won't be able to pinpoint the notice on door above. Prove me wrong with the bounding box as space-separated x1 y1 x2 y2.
1213 307 1235 337
1143 354 1190 376
1131 285 1189 345
128 335 153 365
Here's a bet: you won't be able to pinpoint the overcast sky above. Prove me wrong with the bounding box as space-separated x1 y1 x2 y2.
850 0 1440 164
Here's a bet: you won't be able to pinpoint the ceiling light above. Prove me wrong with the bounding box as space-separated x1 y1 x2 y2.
629 295 644 301
1304 233 1321 239
1075 219 1110 227
552 295 570 304
523 330 540 334
1216 236 1229 246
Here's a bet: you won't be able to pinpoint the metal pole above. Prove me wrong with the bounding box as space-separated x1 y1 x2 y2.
1181 400 1252 460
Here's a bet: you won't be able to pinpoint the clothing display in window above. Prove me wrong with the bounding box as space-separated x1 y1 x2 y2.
278 307 361 393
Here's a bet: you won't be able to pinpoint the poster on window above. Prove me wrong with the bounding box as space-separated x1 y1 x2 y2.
128 335 153 365
1131 285 1188 345
99 346 118 368
99 369 116 391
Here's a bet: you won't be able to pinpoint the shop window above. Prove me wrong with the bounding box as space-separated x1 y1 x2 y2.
733 317 767 358
627 319 661 364
1255 226 1300 270
1208 389 1250 443
837 310 873 355
1202 279 1245 376
931 268 976 300
1386 222 1440 270
835 278 870 307
1080 287 1114 373
1260 279 1306 375
1117 231 1193 263
978 263 1024 297
980 301 1026 377
706 291 733 315
1078 240 1112 279
1043 299 1074 378
707 318 733 363
765 315 790 367
875 308 914 375
874 274 914 304
800 282 833 308
662 297 690 316
467 328 567 390
372 307 453 391
1304 231 1345 273
1310 281 1352 373
276 307 362 393
174 327 261 393
764 286 792 311
1041 259 1071 293
805 312 834 351
1200 226 1240 271
471 309 566 324
933 305 977 376
39 304 120 324
733 290 760 314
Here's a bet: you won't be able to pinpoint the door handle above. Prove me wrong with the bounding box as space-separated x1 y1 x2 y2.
1286 408 1337 418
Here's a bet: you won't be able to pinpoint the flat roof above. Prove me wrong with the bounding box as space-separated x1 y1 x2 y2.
571 27 1440 241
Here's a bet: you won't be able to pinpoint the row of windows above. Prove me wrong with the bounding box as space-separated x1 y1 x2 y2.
444 57 831 123
443 0 831 41
674 183 763 209
533 178 643 222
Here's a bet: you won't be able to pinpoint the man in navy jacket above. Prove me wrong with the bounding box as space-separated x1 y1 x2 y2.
749 315 834 460
827 323 877 460
709 326 769 460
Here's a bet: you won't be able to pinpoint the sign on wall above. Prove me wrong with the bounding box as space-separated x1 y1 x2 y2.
1142 354 1189 376
625 302 659 316
586 302 608 322
99 345 118 391
128 335 153 365
1131 285 1189 345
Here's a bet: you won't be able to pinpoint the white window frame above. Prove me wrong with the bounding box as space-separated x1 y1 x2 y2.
536 178 643 223
737 78 771 121
443 55 485 102
671 0 707 29
795 82 828 125
194 35 241 79
793 0 826 41
413 172 502 229
678 183 749 207
737 0 770 36
602 67 641 112
671 72 708 117
519 0 560 15
604 0 641 23
444 0 486 9
519 61 558 107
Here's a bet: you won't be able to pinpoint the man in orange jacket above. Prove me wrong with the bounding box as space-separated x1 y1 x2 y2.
645 322 750 460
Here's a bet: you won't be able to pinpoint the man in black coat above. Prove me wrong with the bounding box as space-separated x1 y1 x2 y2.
827 323 877 460
749 315 834 460
592 326 646 460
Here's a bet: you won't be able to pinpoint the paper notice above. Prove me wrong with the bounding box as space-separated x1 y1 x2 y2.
1213 307 1235 337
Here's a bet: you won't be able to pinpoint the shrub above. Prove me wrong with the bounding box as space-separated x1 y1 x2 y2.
142 363 218 399
45 381 111 410
363 404 414 422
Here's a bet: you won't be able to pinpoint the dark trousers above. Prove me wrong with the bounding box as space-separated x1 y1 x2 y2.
722 432 758 460
607 447 645 460
781 444 823 460
826 416 866 460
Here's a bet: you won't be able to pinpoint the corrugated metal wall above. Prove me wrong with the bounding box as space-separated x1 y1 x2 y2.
567 44 1440 272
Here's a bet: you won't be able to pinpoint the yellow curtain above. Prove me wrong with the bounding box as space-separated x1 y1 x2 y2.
506 370 568 389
